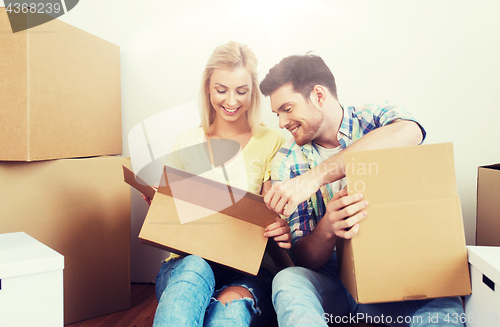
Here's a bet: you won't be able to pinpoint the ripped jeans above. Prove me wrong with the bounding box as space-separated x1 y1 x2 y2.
153 255 273 327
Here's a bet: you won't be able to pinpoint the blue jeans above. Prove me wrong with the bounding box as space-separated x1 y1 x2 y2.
153 255 273 327
272 252 466 327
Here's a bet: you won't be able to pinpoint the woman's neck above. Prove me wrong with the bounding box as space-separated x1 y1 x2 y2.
209 116 251 138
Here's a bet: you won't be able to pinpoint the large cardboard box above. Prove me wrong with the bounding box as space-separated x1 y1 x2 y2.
125 165 292 276
0 156 131 324
476 164 500 246
0 7 122 161
0 232 64 327
339 143 471 303
465 246 500 327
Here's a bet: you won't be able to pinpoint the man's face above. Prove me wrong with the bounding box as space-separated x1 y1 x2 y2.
270 83 323 146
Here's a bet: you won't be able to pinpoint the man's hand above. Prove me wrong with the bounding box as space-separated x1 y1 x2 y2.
264 173 321 217
292 188 368 269
325 188 368 239
263 217 292 249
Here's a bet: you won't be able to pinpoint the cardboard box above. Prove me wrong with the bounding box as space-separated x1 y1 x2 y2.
0 7 122 161
465 246 500 327
125 165 292 276
0 232 64 327
476 164 500 246
339 143 471 303
0 156 131 324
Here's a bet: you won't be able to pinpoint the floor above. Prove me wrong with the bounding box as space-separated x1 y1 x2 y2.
66 283 377 327
67 284 157 327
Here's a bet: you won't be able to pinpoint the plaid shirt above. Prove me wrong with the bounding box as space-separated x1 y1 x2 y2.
271 101 426 249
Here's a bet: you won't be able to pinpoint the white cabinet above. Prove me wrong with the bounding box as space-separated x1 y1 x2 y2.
465 246 500 326
0 232 64 327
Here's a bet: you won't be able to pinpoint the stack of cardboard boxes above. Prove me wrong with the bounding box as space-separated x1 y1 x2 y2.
0 8 131 325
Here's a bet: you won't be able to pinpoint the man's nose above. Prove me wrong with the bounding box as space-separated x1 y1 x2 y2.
279 114 289 129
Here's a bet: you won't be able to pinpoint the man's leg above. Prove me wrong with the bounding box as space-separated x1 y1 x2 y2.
272 265 356 327
356 296 465 327
411 297 465 327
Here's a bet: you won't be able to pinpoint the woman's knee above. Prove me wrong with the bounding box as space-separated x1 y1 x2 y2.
171 255 215 288
215 286 255 305
205 287 257 327
179 255 211 273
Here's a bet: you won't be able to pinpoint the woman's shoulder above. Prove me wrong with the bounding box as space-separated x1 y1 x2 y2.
175 127 204 146
178 126 204 137
255 125 286 142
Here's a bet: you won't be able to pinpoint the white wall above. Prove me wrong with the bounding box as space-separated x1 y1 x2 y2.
4 0 499 282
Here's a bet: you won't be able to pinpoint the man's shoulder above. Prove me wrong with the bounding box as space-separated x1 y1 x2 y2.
346 101 394 113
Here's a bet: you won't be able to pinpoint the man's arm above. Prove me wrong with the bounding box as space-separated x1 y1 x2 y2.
261 180 291 249
292 189 369 270
265 120 423 216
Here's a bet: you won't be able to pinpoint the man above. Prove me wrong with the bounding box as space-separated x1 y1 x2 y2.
259 54 465 326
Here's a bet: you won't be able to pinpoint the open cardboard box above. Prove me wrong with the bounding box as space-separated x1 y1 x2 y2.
124 165 293 276
0 8 122 161
476 163 500 246
338 143 471 303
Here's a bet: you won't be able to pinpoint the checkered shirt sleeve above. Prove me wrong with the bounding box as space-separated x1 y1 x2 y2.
270 139 319 246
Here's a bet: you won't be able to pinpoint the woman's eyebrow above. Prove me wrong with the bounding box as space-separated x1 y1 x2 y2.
214 83 249 89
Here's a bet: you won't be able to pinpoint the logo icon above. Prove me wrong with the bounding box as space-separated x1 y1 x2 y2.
128 102 247 224
5 0 80 33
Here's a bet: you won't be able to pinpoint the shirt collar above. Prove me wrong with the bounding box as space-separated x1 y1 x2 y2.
338 105 353 140
301 143 317 165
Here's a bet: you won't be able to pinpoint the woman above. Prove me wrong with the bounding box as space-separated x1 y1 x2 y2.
147 41 291 327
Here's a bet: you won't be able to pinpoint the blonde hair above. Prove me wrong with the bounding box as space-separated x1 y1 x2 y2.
199 41 261 135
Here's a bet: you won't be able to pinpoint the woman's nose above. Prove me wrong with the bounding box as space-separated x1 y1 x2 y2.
225 92 237 107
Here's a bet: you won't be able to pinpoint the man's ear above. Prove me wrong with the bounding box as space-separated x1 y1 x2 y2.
311 85 327 107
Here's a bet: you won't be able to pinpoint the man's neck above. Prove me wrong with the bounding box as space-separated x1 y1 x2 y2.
313 100 343 149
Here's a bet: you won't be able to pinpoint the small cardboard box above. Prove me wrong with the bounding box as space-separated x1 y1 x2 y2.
465 246 500 326
0 232 64 327
339 143 471 303
0 7 122 161
476 164 500 246
0 156 131 324
125 165 292 276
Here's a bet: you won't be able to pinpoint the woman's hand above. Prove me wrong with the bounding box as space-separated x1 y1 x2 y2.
263 217 291 249
141 186 158 206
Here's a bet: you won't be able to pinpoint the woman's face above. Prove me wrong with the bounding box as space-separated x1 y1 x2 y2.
208 66 253 124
